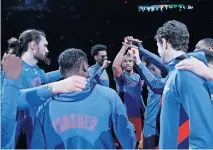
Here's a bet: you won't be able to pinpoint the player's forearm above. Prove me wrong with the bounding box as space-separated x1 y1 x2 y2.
45 70 63 83
89 68 104 82
18 79 75 109
136 62 164 94
112 45 127 69
138 43 168 76
16 85 53 110
19 79 76 109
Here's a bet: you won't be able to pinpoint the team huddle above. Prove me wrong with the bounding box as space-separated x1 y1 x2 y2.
1 20 213 149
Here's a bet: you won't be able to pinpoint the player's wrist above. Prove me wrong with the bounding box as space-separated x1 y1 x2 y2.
49 82 60 95
122 44 128 51
136 59 142 65
204 68 213 81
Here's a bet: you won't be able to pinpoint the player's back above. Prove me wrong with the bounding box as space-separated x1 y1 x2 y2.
31 84 136 149
160 54 213 148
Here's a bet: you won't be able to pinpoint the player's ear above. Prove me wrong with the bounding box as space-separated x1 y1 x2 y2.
162 38 168 50
83 62 88 72
94 55 98 61
59 67 63 75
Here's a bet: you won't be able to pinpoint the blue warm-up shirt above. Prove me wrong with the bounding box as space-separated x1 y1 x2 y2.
1 79 54 148
30 83 136 149
1 67 105 148
17 61 62 120
114 72 145 118
160 54 213 149
1 60 62 148
136 50 213 148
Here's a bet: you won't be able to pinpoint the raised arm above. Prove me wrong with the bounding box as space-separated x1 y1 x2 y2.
136 62 165 95
130 48 166 94
112 37 134 78
137 43 168 75
112 44 127 78
126 37 168 76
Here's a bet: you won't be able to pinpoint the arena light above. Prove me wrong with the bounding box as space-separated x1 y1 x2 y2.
138 4 193 12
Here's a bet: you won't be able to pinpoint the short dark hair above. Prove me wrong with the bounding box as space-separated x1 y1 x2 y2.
155 20 189 52
91 44 107 56
58 48 88 75
200 38 213 50
7 38 20 55
7 29 46 56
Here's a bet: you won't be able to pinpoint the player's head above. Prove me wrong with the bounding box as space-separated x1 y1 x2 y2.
7 29 50 64
146 62 161 77
199 49 213 70
155 20 190 63
91 44 107 66
7 38 20 56
195 38 213 51
122 53 134 73
58 48 89 78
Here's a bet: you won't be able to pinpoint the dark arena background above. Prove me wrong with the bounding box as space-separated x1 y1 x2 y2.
1 0 213 148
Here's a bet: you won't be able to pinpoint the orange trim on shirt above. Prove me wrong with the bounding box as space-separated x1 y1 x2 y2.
178 120 189 144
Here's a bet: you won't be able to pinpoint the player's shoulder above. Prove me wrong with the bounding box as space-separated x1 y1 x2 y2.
176 69 204 81
133 72 141 79
92 85 121 106
134 72 140 77
88 65 97 73
88 64 96 70
93 84 118 97
172 69 205 87
35 65 45 73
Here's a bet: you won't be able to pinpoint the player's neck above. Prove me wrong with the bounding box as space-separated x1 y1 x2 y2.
167 49 186 63
21 51 38 66
125 70 134 75
95 62 101 67
64 70 88 79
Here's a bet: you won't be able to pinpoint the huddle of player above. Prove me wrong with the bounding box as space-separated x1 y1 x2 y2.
1 20 213 149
